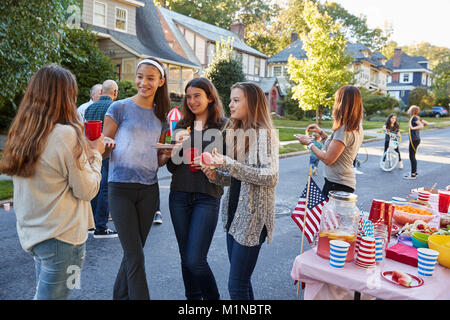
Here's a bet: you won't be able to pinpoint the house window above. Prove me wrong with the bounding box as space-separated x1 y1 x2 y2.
401 73 413 83
273 66 282 77
254 58 260 76
422 74 427 86
121 58 136 82
115 8 127 32
93 1 106 27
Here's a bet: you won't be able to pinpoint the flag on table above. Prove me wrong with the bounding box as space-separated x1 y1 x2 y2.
291 178 329 244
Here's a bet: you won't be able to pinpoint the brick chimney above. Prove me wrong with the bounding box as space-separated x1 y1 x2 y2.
393 48 402 68
230 19 245 41
291 31 298 43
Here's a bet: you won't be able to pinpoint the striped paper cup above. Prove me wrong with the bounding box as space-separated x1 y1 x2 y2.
329 240 350 269
375 238 384 262
418 191 431 202
417 248 439 276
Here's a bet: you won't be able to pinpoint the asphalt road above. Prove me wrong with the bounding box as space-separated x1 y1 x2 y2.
0 127 449 300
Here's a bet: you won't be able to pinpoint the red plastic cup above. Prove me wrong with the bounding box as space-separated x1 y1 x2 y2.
369 199 385 223
85 120 102 140
438 190 450 214
185 148 200 172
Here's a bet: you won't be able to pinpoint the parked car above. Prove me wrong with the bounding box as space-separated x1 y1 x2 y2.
420 106 448 118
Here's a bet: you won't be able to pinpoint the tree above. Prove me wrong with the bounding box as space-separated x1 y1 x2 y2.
359 88 400 117
287 0 354 123
433 59 450 107
203 38 246 115
60 27 117 105
408 88 434 109
0 0 77 109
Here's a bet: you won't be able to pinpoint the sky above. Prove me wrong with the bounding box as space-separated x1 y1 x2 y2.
331 0 450 48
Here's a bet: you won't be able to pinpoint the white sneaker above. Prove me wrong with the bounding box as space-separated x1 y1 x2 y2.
354 168 364 175
398 161 403 169
154 212 163 224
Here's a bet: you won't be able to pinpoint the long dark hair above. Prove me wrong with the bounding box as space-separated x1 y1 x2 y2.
0 64 91 177
385 113 399 132
179 77 224 129
136 57 170 123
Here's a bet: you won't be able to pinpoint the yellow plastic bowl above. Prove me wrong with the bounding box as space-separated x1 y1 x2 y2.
428 235 450 268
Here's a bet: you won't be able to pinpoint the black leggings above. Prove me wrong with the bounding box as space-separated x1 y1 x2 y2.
322 178 355 199
109 182 159 300
409 139 420 175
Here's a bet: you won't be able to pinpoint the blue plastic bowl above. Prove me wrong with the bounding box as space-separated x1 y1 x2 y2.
412 233 429 248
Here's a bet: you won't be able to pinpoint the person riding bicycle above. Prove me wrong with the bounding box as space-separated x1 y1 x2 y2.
383 114 403 169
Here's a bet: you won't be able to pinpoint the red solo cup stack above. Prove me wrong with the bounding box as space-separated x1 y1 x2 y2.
355 236 376 268
418 191 431 203
369 199 393 244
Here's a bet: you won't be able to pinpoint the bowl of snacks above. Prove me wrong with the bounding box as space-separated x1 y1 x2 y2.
428 235 450 268
393 203 436 225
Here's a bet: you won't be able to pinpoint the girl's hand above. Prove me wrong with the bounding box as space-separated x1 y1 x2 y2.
87 134 105 155
201 166 216 181
296 135 312 146
305 124 322 135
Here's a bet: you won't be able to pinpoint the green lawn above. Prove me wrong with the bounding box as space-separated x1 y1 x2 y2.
0 180 13 200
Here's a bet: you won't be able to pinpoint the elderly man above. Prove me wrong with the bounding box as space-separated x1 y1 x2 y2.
78 83 102 121
85 80 119 239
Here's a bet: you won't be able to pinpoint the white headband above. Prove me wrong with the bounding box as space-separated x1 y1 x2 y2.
137 59 165 77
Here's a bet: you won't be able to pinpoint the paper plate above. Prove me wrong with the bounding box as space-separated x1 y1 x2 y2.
381 271 424 288
152 144 176 149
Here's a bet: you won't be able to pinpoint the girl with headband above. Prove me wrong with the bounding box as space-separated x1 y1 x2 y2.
103 57 170 300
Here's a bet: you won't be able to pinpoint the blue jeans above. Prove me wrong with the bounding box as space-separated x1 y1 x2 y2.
30 238 86 300
91 158 109 231
226 228 267 300
169 191 220 300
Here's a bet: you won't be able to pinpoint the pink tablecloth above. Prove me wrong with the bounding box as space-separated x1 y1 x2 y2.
291 248 450 300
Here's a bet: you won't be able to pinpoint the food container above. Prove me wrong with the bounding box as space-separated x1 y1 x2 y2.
393 203 436 225
428 235 450 268
317 191 360 262
412 232 429 248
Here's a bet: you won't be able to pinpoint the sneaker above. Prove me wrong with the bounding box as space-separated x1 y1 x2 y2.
312 167 317 175
398 161 403 169
403 174 417 180
354 168 364 175
154 212 163 224
93 229 118 239
88 228 95 235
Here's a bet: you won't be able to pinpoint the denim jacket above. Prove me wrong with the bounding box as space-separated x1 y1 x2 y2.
212 129 279 247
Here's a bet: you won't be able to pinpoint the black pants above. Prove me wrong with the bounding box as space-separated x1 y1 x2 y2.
409 139 420 175
109 182 159 300
384 135 401 161
322 178 355 199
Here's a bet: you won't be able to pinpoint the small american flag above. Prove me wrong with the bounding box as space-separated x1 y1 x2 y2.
291 178 329 244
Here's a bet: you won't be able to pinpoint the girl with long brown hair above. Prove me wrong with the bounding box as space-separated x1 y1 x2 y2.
296 85 364 197
165 77 226 300
199 82 279 300
0 64 106 300
102 57 170 300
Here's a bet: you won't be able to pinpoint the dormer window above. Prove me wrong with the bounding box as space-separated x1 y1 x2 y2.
115 7 127 32
93 1 106 27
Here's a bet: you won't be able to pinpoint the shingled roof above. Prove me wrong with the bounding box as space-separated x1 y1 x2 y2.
267 40 306 64
157 6 267 59
385 52 430 71
84 0 198 68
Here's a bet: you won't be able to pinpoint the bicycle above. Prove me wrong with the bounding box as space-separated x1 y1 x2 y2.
354 143 368 168
380 130 401 172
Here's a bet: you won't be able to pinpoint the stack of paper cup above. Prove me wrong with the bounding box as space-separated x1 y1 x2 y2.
375 238 384 262
418 191 431 203
391 197 407 207
355 236 376 268
329 240 350 269
355 233 363 255
417 248 440 276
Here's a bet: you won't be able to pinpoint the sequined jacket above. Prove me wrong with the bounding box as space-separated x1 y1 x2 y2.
212 129 279 247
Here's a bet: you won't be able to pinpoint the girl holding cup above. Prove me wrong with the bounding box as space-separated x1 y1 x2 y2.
199 82 279 300
0 64 106 300
166 77 226 300
102 57 170 300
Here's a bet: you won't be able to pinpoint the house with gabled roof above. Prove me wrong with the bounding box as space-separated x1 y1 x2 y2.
155 5 268 81
267 35 392 95
385 48 433 105
80 0 199 94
